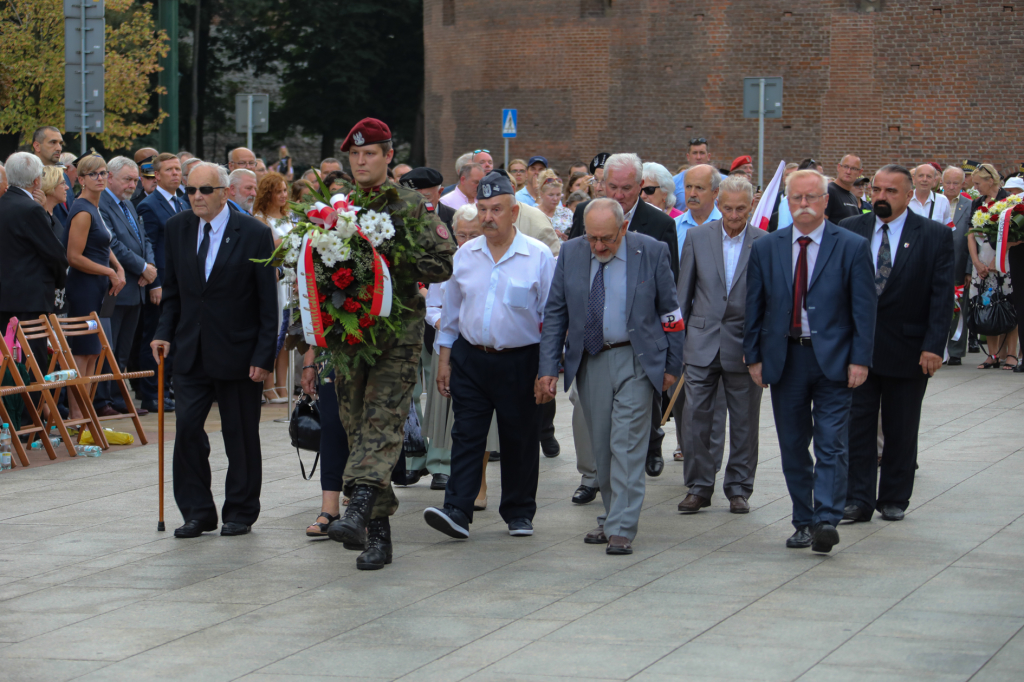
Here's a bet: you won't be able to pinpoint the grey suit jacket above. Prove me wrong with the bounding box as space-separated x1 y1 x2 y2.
540 231 684 392
99 190 156 307
949 195 973 280
678 220 765 373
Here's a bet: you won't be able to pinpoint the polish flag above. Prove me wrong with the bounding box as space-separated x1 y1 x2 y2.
750 160 786 232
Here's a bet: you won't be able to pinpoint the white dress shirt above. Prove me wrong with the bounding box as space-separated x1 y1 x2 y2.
155 185 183 213
425 282 445 353
197 204 231 280
792 222 825 338
439 229 556 350
722 224 747 295
439 186 471 211
624 197 640 228
870 208 908 270
908 191 951 226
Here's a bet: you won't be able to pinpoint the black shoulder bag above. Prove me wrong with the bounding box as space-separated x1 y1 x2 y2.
288 394 321 480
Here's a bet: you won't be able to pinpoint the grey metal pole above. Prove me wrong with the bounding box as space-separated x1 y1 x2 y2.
504 138 509 171
80 0 88 155
246 94 253 151
757 78 765 189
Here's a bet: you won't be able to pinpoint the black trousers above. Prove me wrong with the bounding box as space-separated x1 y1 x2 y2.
172 361 264 526
538 400 556 443
316 371 350 492
445 337 540 524
1007 245 1024 345
95 305 141 409
138 300 162 401
847 371 929 515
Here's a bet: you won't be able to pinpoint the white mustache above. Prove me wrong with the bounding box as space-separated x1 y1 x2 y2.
793 207 818 218
482 221 498 230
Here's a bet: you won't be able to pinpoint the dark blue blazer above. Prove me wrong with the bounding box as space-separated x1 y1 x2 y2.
744 221 877 385
136 190 182 290
99 189 156 307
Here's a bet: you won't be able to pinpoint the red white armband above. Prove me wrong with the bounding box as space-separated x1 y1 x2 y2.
661 308 685 333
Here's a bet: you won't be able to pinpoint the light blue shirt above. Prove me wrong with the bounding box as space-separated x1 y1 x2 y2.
672 170 688 212
871 209 909 270
515 186 537 208
227 199 249 215
589 245 628 345
197 204 231 280
674 205 723 258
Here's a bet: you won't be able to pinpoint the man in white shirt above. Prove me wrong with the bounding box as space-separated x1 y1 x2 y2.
439 162 483 212
908 164 951 226
425 171 556 540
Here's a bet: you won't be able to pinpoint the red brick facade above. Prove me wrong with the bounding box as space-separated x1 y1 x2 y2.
423 0 1024 185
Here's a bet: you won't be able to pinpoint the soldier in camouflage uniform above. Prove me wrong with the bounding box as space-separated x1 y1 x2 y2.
326 118 456 570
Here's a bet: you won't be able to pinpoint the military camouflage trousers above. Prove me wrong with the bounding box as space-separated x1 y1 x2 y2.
336 342 420 519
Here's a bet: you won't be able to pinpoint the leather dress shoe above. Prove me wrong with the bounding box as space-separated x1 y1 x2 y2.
584 526 608 544
96 404 121 418
398 468 425 486
488 450 500 462
221 522 251 536
677 493 710 514
135 406 149 416
541 437 560 458
572 485 599 504
946 357 962 366
786 526 812 548
968 337 981 353
842 504 872 523
1015 362 1024 374
879 504 905 521
729 496 750 514
606 535 633 555
174 519 217 538
430 473 449 490
811 523 840 553
645 452 664 477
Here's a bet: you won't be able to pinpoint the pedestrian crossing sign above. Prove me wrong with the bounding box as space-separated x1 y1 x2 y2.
502 109 517 138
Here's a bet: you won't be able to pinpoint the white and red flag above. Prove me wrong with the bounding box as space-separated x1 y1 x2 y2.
750 160 786 231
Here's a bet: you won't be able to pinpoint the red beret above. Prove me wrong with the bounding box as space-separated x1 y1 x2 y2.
928 162 943 174
730 155 754 172
340 118 392 152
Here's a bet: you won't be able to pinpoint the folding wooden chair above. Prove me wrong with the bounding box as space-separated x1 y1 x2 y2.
0 317 78 466
48 312 154 447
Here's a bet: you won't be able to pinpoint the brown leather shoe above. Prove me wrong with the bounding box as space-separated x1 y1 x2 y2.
606 535 633 555
729 496 750 514
96 405 121 418
584 526 608 544
677 493 710 514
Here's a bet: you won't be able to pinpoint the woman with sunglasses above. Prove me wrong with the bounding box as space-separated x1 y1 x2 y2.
535 169 572 239
64 153 127 424
968 163 1017 370
641 162 682 218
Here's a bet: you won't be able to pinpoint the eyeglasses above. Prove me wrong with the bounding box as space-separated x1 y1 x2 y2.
84 170 108 179
185 185 226 195
641 186 660 196
585 234 619 246
789 193 827 203
689 137 707 146
838 163 862 173
234 160 257 168
510 168 526 174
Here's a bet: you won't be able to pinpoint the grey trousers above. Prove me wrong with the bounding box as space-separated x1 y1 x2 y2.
406 346 451 475
672 371 726 461
577 346 653 540
681 354 762 499
947 285 969 359
95 305 142 409
569 382 596 486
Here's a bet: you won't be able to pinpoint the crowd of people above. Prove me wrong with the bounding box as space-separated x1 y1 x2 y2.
1 121 1021 569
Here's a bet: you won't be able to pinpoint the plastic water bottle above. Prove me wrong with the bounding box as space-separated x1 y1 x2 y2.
0 423 12 471
49 426 62 447
43 369 78 382
75 445 102 457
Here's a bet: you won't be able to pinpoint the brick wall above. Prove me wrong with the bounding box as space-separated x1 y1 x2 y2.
423 0 1024 185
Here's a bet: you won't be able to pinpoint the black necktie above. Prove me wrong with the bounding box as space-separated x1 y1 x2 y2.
197 223 212 283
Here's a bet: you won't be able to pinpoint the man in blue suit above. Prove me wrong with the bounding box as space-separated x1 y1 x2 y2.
137 153 185 412
744 169 877 553
96 156 158 416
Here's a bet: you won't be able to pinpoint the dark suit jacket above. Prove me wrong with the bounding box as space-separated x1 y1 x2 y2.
137 190 182 290
949 196 973 280
130 183 149 209
839 210 954 378
567 198 679 280
0 189 69 313
99 189 156 307
744 222 876 385
155 208 278 380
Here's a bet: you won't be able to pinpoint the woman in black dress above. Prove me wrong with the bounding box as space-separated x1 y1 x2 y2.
40 166 70 315
64 154 126 423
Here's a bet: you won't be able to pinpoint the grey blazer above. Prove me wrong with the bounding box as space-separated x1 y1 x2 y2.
949 196 973 280
678 220 765 373
540 231 684 393
99 189 156 307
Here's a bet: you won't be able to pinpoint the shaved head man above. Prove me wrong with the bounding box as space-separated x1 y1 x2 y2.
908 163 951 226
824 154 864 223
228 147 257 172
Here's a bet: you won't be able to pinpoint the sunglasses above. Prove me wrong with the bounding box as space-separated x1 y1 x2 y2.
185 185 226 195
641 186 659 195
689 137 707 146
473 149 490 154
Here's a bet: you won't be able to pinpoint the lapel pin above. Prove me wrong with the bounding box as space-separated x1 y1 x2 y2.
904 242 909 248
226 238 230 244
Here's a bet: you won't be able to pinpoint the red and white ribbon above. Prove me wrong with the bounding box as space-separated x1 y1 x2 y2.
306 202 336 229
354 231 393 318
298 235 327 347
995 208 1013 274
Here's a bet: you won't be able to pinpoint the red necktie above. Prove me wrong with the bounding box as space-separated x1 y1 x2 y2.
791 236 811 339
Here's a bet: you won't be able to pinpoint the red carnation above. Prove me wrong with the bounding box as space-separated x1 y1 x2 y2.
317 292 327 304
345 333 361 345
322 313 334 327
331 267 355 289
359 284 374 302
342 298 361 313
359 314 376 328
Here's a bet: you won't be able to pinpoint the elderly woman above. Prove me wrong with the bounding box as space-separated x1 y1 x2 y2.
968 163 1017 370
642 162 682 218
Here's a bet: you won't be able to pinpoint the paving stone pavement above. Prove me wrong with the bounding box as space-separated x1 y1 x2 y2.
1 365 1022 681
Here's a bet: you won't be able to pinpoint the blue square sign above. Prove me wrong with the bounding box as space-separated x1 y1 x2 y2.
502 109 517 138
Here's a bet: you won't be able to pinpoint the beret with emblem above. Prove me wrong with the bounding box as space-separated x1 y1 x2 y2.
589 153 610 175
340 117 392 152
399 166 444 190
730 155 753 171
476 171 515 201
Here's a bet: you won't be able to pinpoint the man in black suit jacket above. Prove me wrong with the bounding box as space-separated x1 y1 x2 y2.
0 153 69 362
151 162 278 538
839 165 954 523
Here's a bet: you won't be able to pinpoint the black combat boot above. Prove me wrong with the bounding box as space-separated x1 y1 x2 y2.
356 517 393 571
328 484 378 547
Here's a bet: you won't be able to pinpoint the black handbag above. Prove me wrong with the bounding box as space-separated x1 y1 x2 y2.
288 394 321 480
968 288 1017 337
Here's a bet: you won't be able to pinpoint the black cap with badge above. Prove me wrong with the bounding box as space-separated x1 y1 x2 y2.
399 167 444 190
589 152 610 175
476 171 516 201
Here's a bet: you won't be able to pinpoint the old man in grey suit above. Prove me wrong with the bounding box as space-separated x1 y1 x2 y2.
539 198 684 555
941 166 974 363
676 175 766 515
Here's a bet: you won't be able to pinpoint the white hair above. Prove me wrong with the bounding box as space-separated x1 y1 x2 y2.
454 152 474 175
604 153 643 183
584 196 625 225
785 169 828 195
183 157 202 170
229 168 257 187
453 203 479 226
190 161 229 187
59 152 78 168
718 174 754 201
943 165 965 182
642 162 676 208
106 156 138 177
5 152 44 189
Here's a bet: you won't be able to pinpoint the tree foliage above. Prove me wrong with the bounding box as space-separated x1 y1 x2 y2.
0 0 168 149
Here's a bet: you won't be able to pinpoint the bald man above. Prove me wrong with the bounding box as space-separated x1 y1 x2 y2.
908 164 952 226
228 147 257 172
825 154 864 223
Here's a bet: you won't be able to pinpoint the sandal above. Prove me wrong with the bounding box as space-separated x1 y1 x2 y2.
1001 357 1019 371
306 512 339 537
673 447 684 462
978 355 1001 370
